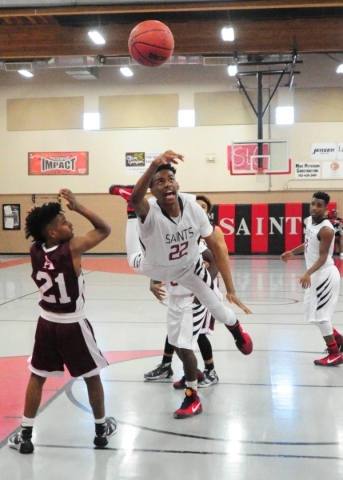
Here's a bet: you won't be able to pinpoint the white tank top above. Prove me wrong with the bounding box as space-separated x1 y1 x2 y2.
304 217 334 270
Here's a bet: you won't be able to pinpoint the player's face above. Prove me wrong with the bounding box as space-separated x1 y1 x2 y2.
151 169 179 205
310 197 327 223
196 199 209 214
49 213 74 243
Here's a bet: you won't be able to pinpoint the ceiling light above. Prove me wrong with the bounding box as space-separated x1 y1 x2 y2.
88 30 105 45
336 64 343 73
221 26 234 42
227 64 237 76
120 67 133 77
18 69 33 78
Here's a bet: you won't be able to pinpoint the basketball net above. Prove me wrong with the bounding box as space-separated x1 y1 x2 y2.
255 167 267 183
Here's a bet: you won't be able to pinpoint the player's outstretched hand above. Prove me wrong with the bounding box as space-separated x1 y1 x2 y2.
154 150 184 166
227 293 252 314
59 189 80 211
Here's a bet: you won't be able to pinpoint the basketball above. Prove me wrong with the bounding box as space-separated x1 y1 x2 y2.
128 20 174 67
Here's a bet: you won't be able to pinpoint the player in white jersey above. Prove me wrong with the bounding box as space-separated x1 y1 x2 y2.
109 150 252 419
145 195 225 389
280 191 343 366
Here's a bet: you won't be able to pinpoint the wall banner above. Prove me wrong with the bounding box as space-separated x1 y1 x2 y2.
212 201 337 254
28 152 88 175
125 151 162 175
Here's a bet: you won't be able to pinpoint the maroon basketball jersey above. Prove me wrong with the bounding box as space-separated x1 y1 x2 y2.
30 241 85 314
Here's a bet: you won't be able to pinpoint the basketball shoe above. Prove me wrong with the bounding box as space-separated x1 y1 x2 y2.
109 185 135 216
173 369 205 389
174 388 202 419
94 417 117 447
198 369 219 388
8 427 34 454
144 363 173 380
226 320 253 355
333 329 343 352
314 352 343 366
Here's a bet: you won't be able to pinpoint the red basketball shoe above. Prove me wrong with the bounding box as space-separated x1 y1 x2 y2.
173 388 202 419
109 185 135 215
109 185 134 201
226 320 253 355
314 353 343 366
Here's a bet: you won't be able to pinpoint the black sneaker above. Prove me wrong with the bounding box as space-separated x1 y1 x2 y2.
8 428 34 454
94 417 117 448
198 369 219 388
144 363 173 380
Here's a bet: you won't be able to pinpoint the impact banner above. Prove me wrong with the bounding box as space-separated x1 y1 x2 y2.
210 202 337 254
28 152 89 175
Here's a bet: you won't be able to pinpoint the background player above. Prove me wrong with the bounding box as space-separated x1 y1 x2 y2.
8 189 116 454
280 191 343 366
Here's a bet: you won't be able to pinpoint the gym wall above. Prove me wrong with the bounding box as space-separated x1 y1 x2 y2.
0 74 342 253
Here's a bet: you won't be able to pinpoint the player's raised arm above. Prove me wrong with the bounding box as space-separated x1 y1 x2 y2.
131 150 184 221
59 188 111 255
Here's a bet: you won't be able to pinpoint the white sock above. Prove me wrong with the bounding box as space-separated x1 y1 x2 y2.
22 416 35 428
94 416 106 424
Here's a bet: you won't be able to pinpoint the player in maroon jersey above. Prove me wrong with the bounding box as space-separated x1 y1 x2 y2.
8 189 116 454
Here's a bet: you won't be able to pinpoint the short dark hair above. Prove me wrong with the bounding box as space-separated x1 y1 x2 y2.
196 194 213 214
149 163 176 188
25 202 62 243
313 191 330 205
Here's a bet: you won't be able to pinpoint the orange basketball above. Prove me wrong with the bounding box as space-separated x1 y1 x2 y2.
128 20 174 67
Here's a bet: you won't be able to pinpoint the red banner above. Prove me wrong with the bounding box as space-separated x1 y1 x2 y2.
28 152 88 175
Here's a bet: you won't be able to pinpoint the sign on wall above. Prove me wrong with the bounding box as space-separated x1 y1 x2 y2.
28 152 89 175
211 202 337 254
125 151 162 175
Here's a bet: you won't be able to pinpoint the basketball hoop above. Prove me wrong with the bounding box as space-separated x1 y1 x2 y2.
255 167 267 183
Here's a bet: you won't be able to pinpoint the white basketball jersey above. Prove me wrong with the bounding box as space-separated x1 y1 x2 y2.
165 240 208 296
137 192 213 270
304 217 334 270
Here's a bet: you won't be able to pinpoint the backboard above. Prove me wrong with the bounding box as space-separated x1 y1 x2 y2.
228 139 291 175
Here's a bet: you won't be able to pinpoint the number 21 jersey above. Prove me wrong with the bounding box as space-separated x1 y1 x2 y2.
30 241 85 315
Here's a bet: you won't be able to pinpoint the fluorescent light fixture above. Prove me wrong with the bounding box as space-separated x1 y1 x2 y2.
83 112 100 130
120 67 133 77
88 30 105 45
275 106 294 125
18 69 33 78
336 64 343 73
221 26 234 41
178 109 195 128
228 64 237 76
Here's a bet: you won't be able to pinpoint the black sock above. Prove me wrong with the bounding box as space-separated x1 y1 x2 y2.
205 362 214 372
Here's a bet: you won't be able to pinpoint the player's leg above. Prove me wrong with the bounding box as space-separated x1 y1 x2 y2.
109 184 143 271
197 333 219 387
167 296 203 418
179 264 253 355
144 335 174 380
84 374 117 447
305 266 343 366
60 319 117 446
8 372 46 454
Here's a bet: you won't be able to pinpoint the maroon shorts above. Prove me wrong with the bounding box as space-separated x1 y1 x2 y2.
30 316 108 378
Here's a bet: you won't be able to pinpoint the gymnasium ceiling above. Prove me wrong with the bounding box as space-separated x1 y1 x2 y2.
0 1 343 87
